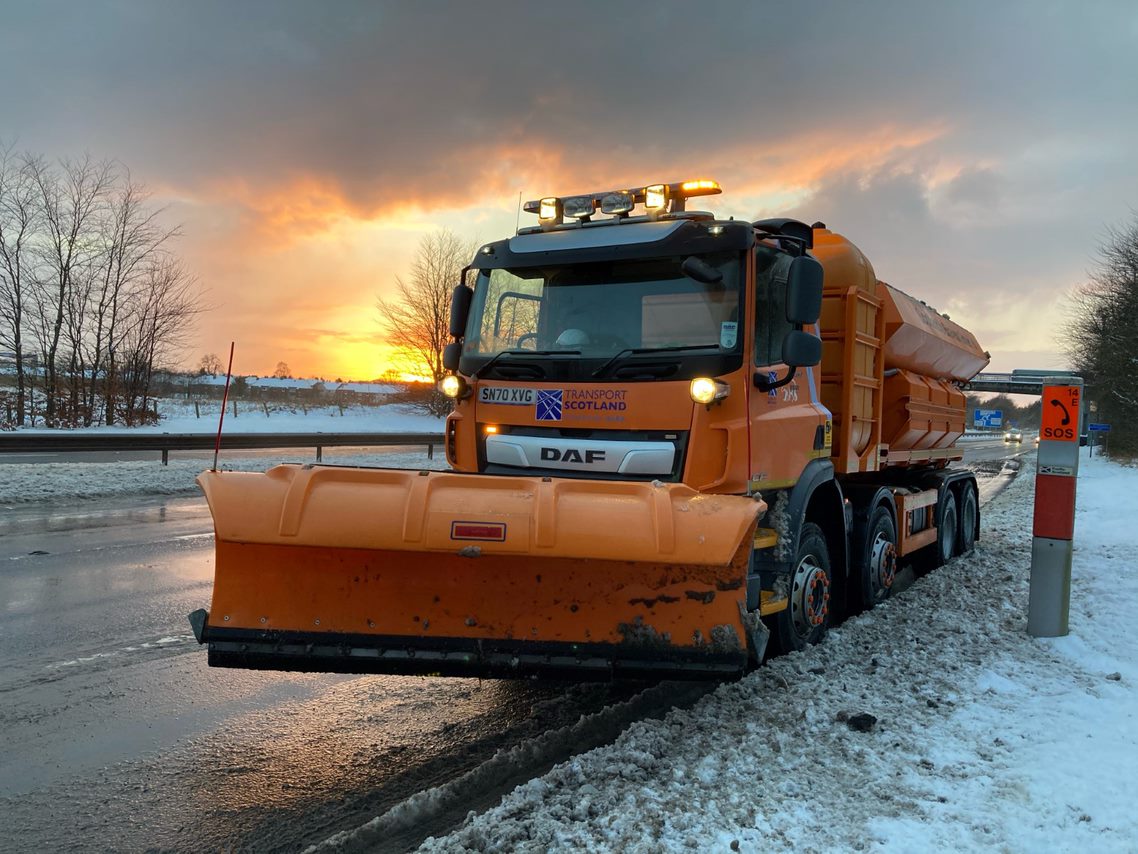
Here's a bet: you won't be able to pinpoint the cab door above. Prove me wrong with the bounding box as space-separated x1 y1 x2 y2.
747 244 830 493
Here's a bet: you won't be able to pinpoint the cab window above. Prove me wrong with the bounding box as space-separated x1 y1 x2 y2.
753 245 794 365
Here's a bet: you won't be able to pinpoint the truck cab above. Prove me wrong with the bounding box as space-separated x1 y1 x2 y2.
443 186 827 501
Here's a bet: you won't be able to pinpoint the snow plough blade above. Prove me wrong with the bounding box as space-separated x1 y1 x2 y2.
190 465 764 680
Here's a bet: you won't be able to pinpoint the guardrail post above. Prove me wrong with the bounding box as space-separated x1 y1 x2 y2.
316 445 322 463
162 449 169 466
427 443 434 460
1029 377 1082 637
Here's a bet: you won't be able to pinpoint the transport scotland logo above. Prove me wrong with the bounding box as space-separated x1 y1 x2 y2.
536 389 563 421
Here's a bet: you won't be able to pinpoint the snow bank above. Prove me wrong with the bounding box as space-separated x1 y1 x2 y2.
411 455 1136 853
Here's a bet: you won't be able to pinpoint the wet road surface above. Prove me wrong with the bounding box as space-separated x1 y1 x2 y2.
0 440 1026 852
0 496 648 852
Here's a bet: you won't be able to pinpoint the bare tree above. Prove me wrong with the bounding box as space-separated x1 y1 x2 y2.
199 352 222 375
273 361 290 379
0 147 205 428
89 173 178 424
116 257 202 423
0 147 40 424
377 229 475 414
27 154 115 424
1063 214 1138 457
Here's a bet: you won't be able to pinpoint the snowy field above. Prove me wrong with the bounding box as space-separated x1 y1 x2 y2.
319 453 1134 853
11 399 444 435
0 401 446 504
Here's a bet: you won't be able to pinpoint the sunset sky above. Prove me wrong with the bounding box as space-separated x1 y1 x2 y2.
2 1 1136 380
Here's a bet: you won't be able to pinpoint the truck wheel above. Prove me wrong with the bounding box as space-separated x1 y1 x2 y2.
915 490 957 576
860 505 897 609
958 483 978 555
936 491 958 565
772 522 832 654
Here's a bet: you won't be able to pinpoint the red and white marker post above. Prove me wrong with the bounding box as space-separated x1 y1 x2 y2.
1028 377 1082 637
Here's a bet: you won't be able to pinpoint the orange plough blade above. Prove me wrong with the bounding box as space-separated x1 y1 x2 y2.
190 465 764 679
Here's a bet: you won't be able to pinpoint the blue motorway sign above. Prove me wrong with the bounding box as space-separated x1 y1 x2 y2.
974 409 1003 428
1088 423 1111 432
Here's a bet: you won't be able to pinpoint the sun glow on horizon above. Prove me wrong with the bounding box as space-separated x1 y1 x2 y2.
397 372 436 384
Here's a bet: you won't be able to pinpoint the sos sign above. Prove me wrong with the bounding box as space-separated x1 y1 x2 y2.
1040 385 1081 442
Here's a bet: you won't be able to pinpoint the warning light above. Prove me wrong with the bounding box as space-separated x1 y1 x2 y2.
680 179 722 196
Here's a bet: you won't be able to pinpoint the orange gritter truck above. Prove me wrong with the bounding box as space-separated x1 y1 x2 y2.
189 179 989 680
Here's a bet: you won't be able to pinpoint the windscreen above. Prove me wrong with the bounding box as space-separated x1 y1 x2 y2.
464 252 742 358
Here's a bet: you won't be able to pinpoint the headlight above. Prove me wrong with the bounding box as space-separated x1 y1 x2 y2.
538 197 563 229
644 183 668 212
600 191 634 216
690 377 730 405
439 374 467 399
563 195 595 219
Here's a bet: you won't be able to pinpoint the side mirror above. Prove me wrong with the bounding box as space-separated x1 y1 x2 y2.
681 256 723 284
442 341 463 372
782 329 821 367
449 285 474 338
786 255 823 325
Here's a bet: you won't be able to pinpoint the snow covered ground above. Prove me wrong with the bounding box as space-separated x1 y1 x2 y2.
0 447 446 505
0 401 446 504
11 400 444 435
335 453 1131 853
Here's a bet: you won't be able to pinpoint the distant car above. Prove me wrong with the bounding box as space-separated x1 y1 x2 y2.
1033 433 1041 445
1004 429 1023 443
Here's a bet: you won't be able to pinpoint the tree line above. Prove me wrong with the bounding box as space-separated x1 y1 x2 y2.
0 146 201 427
1064 213 1138 457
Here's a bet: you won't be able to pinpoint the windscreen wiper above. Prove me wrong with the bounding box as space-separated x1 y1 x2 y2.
473 349 581 379
591 344 721 379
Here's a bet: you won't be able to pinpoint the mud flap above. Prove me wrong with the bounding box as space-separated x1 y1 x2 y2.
193 465 765 679
739 602 771 665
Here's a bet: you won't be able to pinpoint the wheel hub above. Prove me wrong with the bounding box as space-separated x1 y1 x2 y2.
791 557 830 636
871 534 897 591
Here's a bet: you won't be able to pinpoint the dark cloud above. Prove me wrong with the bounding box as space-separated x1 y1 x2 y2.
3 1 1136 374
3 1 1136 217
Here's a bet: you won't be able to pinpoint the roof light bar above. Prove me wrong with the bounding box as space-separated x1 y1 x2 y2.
522 179 723 225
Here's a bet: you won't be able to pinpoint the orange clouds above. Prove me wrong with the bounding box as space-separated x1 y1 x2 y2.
168 119 967 379
179 120 949 252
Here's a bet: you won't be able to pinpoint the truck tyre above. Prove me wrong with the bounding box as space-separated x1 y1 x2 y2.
860 505 897 609
771 522 832 654
958 483 978 555
915 490 957 576
933 490 958 566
